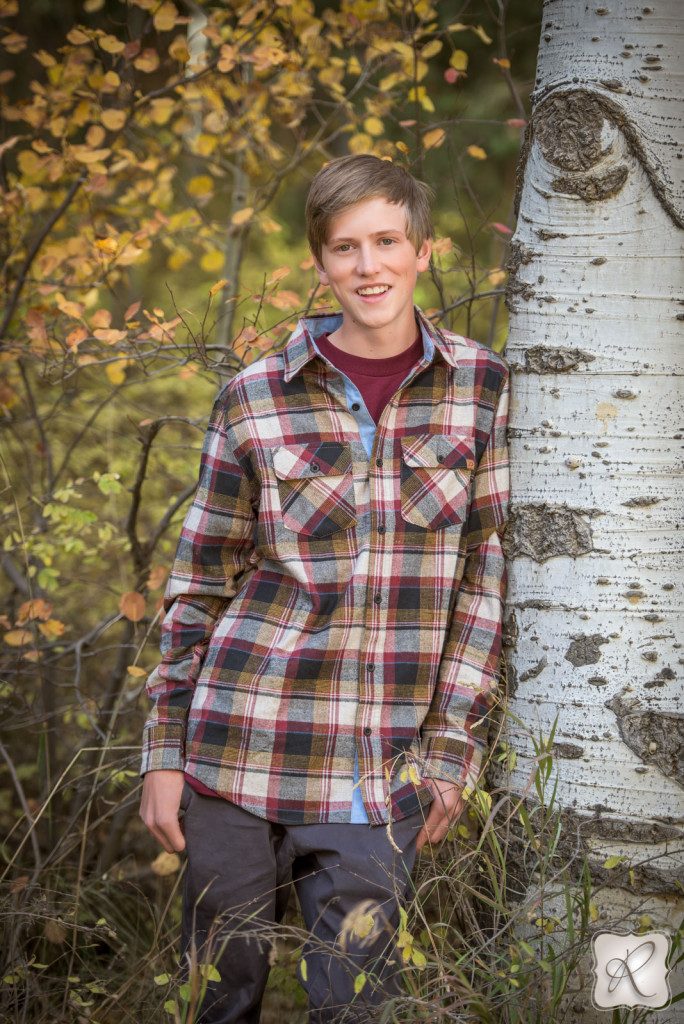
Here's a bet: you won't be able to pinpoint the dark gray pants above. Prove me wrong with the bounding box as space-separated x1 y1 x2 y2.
179 785 422 1023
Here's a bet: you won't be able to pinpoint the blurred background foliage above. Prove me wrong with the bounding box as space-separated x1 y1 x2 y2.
0 1 542 1019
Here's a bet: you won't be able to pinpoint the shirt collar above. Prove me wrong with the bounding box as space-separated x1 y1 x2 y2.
281 306 462 382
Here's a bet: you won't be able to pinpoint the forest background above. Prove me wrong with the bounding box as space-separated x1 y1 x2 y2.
0 1 588 1021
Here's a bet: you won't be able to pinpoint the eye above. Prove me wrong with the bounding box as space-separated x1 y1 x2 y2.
335 243 352 252
380 237 395 246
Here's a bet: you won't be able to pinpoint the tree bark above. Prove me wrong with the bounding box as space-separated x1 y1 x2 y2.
504 0 683 969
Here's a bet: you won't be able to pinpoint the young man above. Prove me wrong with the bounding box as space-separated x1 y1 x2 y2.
140 154 509 1023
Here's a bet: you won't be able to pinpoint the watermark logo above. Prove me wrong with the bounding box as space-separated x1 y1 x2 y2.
592 931 671 1010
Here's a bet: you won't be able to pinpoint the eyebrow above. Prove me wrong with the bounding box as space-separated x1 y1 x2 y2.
327 228 406 245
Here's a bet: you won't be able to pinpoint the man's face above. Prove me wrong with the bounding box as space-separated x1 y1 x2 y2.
312 197 431 336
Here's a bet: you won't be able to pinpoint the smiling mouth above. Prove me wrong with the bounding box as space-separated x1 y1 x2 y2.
357 285 390 296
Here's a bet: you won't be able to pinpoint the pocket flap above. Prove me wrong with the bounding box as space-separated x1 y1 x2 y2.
401 435 476 471
273 442 353 481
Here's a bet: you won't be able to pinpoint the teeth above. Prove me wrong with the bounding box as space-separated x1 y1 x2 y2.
358 286 389 295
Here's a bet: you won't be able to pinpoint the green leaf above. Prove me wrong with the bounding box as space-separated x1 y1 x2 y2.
412 949 427 968
201 964 221 982
300 957 307 982
354 972 366 994
178 982 192 1002
603 855 626 870
154 974 170 986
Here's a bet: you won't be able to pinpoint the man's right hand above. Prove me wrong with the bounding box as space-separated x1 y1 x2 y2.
139 769 187 853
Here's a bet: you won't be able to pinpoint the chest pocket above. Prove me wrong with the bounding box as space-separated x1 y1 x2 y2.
400 434 476 531
273 442 356 538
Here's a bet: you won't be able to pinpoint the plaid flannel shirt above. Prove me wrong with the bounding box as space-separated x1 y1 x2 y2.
141 307 509 825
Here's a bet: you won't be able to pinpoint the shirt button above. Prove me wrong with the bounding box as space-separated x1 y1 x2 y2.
310 462 319 472
364 727 372 737
373 594 381 604
377 524 386 534
437 454 445 463
367 663 375 673
376 457 383 467
351 402 361 412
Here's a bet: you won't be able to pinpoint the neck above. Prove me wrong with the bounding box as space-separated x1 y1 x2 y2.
327 310 419 359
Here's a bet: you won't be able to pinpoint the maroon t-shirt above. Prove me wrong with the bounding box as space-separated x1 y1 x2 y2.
183 330 424 799
316 331 424 424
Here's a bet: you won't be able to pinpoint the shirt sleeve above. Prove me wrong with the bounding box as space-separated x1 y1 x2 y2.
420 369 510 791
140 388 257 774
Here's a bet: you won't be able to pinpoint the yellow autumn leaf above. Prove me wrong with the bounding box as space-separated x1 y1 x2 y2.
396 141 410 155
231 206 254 227
168 35 190 62
151 851 181 876
3 629 33 646
421 39 442 59
364 116 384 137
167 246 192 271
422 127 445 150
17 599 52 623
127 665 147 678
134 49 160 73
354 973 366 994
209 278 228 297
101 109 126 131
153 1 179 32
200 249 224 273
99 34 125 54
348 133 372 154
300 958 307 982
71 146 111 164
67 28 91 45
472 25 493 44
412 949 427 968
488 269 506 286
450 50 468 71
467 145 487 160
187 175 214 197
86 124 106 147
494 57 511 69
105 358 130 385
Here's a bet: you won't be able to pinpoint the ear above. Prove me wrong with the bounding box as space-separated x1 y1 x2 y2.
416 238 432 272
311 249 329 286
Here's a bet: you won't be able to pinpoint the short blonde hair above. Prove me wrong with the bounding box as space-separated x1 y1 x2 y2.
306 155 433 261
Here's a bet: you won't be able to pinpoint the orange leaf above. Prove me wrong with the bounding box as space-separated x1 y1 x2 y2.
231 206 254 227
422 127 446 150
94 328 128 344
66 326 88 349
91 308 112 329
119 591 146 622
209 279 227 298
267 266 290 285
17 598 53 623
467 145 487 160
269 290 301 311
125 300 141 320
127 665 147 678
147 565 167 589
38 619 66 640
178 362 198 380
134 48 160 73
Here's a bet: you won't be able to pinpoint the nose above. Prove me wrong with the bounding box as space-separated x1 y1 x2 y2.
356 244 380 275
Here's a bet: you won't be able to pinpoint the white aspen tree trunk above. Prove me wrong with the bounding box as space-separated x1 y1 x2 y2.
503 0 683 957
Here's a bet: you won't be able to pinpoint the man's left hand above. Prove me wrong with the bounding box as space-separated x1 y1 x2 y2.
415 778 465 850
